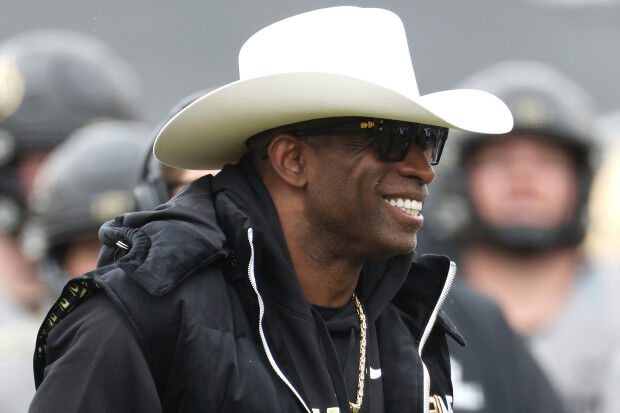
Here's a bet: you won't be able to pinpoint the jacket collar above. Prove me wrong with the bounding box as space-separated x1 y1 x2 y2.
212 155 312 318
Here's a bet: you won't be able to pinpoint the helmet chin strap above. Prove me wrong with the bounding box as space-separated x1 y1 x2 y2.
470 222 585 256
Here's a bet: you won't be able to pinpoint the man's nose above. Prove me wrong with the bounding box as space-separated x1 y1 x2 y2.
395 144 436 184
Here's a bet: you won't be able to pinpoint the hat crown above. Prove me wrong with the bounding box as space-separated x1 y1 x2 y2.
239 7 420 98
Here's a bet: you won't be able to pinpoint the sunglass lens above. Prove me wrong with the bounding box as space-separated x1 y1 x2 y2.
375 125 414 162
426 126 448 164
410 125 448 165
375 123 448 164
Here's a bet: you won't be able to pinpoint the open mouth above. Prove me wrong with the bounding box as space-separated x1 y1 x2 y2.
383 197 422 217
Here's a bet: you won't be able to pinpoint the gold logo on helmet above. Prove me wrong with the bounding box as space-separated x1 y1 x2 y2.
90 190 135 222
0 56 25 122
511 96 552 128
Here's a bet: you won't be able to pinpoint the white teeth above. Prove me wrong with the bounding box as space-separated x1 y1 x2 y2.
384 197 423 217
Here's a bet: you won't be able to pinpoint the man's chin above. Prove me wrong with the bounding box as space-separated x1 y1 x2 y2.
371 234 418 259
395 239 418 256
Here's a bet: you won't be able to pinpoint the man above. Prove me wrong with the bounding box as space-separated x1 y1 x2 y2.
30 7 512 412
425 60 620 413
134 93 561 413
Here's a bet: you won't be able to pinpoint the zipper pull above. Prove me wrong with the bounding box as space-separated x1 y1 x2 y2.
113 239 131 260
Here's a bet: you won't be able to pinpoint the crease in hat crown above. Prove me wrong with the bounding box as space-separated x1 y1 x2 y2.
154 6 513 170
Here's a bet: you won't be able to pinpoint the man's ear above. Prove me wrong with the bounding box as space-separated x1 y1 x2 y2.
267 134 308 188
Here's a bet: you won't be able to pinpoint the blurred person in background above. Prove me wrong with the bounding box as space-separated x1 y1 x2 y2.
424 60 620 413
22 95 213 290
134 90 217 212
411 66 565 413
0 29 141 413
0 29 141 310
443 278 564 412
23 120 154 290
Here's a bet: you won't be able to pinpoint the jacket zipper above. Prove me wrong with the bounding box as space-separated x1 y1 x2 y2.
246 228 312 413
418 261 456 413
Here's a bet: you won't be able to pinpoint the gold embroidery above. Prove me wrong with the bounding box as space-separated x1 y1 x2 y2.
429 395 444 413
35 278 102 370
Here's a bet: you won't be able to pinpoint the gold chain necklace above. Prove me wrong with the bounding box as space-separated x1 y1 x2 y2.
350 292 367 413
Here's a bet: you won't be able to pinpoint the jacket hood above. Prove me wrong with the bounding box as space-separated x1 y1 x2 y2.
97 174 227 296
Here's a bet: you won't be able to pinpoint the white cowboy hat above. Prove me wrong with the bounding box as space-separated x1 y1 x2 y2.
154 6 513 169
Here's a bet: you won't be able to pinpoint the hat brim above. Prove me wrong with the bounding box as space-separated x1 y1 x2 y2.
154 72 513 169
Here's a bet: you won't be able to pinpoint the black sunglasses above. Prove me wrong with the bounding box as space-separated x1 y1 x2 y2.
291 118 449 165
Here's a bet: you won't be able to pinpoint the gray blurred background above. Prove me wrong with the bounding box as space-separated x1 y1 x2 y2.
2 0 618 122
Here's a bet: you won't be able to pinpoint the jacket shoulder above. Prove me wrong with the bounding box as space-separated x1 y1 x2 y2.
34 276 104 387
34 250 236 394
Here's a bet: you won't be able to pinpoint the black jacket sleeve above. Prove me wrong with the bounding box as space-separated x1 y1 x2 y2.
29 292 162 413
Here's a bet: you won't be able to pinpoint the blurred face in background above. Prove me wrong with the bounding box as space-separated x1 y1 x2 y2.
0 150 50 310
161 165 216 196
466 135 579 229
17 151 49 199
62 235 102 279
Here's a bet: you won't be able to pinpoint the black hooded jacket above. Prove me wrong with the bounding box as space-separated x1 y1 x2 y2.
31 156 463 412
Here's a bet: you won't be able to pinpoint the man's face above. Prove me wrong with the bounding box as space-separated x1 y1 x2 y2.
302 131 436 260
466 134 578 229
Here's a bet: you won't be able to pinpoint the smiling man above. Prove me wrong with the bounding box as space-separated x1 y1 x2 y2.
30 7 512 413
